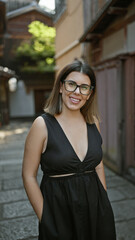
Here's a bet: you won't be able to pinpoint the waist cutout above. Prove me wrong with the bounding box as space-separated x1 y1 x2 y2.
48 170 95 178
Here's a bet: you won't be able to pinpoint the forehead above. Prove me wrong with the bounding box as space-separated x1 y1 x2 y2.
65 71 91 84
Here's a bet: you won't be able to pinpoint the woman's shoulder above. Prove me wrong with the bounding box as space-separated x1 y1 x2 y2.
33 116 46 128
29 116 47 139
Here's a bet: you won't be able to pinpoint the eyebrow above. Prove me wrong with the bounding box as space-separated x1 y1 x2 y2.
66 80 90 85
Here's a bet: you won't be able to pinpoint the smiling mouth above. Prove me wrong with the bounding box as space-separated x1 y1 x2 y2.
70 97 81 104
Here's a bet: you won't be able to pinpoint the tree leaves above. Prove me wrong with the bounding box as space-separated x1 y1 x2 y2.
16 21 56 73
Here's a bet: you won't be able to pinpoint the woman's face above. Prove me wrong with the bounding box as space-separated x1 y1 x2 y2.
60 71 92 112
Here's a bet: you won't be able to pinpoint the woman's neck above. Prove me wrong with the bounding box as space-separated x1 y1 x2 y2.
56 108 84 123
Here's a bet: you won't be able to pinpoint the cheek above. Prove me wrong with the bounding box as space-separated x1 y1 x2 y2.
61 88 70 96
82 95 90 101
61 89 70 100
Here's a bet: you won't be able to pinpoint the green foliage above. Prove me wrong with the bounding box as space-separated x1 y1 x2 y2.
16 21 56 73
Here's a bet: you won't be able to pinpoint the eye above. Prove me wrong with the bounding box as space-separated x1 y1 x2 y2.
68 81 76 87
81 85 89 90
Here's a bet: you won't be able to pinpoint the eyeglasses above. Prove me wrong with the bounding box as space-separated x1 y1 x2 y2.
63 80 94 95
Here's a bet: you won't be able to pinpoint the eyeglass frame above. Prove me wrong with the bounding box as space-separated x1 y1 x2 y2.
62 80 94 96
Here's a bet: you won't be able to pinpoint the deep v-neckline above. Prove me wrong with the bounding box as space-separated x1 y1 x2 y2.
53 115 89 163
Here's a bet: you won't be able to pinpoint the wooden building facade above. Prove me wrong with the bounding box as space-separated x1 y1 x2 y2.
54 0 135 180
3 2 55 118
54 0 84 74
0 1 16 125
80 0 135 180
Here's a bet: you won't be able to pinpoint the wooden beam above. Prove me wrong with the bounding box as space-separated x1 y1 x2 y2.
107 7 127 15
85 33 102 42
104 14 135 38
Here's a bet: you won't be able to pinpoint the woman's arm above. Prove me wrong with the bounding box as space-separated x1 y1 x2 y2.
22 116 47 221
94 117 107 191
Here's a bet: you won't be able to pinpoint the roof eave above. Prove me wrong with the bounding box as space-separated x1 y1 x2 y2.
80 0 132 43
6 5 53 20
0 66 16 79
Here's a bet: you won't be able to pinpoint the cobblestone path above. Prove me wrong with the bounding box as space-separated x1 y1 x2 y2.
0 120 135 240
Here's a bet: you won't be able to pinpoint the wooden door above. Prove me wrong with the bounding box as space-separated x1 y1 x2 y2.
124 56 135 171
95 60 124 173
34 90 51 116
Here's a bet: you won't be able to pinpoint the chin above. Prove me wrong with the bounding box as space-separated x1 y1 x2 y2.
66 103 84 111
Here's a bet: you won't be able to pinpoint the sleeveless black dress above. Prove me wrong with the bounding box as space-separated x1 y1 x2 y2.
38 113 116 240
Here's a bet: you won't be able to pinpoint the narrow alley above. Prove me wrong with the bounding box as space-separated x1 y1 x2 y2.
0 121 135 240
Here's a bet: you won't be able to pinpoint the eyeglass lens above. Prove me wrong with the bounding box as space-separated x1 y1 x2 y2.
64 80 93 95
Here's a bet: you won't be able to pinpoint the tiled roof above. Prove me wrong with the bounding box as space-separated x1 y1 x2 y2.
7 2 54 19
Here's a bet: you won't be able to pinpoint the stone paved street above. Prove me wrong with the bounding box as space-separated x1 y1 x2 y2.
0 120 135 240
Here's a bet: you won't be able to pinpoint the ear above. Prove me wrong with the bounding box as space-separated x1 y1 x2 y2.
86 91 92 100
60 82 63 93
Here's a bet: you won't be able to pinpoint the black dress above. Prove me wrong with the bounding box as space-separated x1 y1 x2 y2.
38 113 116 240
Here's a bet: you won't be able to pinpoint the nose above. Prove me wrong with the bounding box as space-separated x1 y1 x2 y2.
74 86 80 94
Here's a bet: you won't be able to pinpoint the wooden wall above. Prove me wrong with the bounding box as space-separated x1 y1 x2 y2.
7 10 53 39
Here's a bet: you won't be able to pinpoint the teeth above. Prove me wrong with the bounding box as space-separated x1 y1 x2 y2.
70 97 80 103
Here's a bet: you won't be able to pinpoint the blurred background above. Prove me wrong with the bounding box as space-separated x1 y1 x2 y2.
0 0 135 239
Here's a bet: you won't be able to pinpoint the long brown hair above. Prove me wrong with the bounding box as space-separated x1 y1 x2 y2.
44 60 100 124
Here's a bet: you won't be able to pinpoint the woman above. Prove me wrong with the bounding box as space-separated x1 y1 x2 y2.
22 60 116 240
